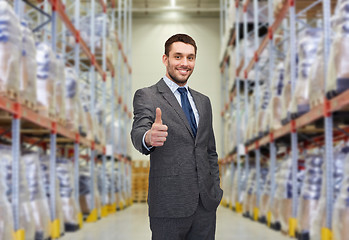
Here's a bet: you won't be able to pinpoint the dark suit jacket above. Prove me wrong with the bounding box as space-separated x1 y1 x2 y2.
131 78 223 218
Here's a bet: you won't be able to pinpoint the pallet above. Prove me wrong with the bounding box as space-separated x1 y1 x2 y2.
21 98 38 112
3 88 19 101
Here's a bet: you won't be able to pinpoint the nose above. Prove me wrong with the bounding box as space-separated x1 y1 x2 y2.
180 57 189 66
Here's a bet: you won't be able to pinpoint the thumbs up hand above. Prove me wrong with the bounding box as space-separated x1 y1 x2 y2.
145 108 168 147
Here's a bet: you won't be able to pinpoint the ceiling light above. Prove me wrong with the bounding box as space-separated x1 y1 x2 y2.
171 0 176 7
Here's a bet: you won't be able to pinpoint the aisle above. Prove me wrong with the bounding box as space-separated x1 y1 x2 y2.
61 204 292 240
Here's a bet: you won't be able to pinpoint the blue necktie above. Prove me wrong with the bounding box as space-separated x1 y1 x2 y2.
177 87 197 137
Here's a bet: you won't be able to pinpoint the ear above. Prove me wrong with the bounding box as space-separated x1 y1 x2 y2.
162 54 168 66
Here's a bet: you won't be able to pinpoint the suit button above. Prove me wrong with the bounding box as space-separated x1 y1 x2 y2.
195 167 197 172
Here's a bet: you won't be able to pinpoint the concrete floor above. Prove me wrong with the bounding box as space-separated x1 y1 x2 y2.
61 204 293 240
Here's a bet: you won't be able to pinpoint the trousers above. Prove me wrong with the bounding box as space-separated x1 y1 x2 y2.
149 198 216 240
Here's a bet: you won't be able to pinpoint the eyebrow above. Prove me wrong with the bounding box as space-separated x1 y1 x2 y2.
173 52 196 57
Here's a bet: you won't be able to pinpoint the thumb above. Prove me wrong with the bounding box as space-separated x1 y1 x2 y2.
155 107 162 124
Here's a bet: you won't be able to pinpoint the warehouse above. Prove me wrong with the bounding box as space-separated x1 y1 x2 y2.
0 0 347 239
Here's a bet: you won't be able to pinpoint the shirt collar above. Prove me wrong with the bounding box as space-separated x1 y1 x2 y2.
163 75 188 94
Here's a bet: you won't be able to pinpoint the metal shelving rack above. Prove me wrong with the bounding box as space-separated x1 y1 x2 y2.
1 0 133 239
219 0 344 239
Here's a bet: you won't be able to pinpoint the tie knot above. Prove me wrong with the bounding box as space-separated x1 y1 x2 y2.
177 87 187 95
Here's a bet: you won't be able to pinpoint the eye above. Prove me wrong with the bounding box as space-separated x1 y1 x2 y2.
188 56 194 61
175 56 181 59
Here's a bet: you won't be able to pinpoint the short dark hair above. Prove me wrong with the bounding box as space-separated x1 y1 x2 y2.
164 34 197 56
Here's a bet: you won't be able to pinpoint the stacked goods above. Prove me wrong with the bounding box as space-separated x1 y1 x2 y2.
257 83 271 137
333 145 349 240
79 83 95 140
273 0 287 17
19 20 37 108
250 167 269 221
0 1 21 98
280 50 298 125
296 150 323 239
221 164 233 206
0 145 36 240
274 155 305 233
243 168 256 217
269 159 283 230
55 55 66 123
65 67 79 131
23 153 51 240
56 158 80 231
259 167 272 223
95 104 105 145
0 146 15 240
289 28 322 118
268 62 285 131
79 164 102 218
232 166 249 209
131 161 149 203
109 162 121 207
40 155 65 237
311 142 348 239
97 163 111 205
327 0 349 98
36 43 57 118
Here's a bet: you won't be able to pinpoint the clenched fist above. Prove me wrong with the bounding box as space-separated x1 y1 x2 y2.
145 108 168 147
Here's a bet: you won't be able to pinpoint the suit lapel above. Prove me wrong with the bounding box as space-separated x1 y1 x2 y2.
157 79 195 139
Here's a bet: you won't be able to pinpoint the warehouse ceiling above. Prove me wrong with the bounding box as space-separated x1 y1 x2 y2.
132 0 220 18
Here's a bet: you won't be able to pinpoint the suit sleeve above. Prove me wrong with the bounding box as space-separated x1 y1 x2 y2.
206 98 222 189
131 89 156 155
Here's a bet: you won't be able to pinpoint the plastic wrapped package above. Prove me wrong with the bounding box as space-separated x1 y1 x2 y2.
269 62 285 130
221 165 233 205
56 158 80 231
0 1 22 96
0 147 15 240
257 84 271 137
95 104 105 145
79 83 95 140
311 142 348 240
333 145 349 240
107 162 120 207
224 116 234 153
97 163 111 206
39 155 65 237
22 153 51 240
248 167 269 220
65 67 79 131
232 166 249 207
280 51 299 125
258 167 272 222
289 28 322 118
36 43 57 117
0 145 35 240
274 155 305 233
55 55 66 121
273 0 287 17
19 20 37 106
326 2 349 98
243 168 256 216
106 119 127 155
79 164 102 217
296 150 323 239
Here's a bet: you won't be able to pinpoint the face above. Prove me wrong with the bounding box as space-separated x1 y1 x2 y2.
162 42 196 86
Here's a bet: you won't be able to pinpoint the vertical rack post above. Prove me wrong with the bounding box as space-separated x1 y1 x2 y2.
50 3 60 238
220 0 224 45
86 0 97 223
289 0 298 236
267 0 275 228
117 0 124 210
101 0 108 218
322 0 334 238
73 0 82 228
234 0 242 213
253 0 261 221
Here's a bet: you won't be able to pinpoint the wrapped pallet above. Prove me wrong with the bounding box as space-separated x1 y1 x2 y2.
56 158 80 231
269 62 285 131
55 55 66 123
80 83 95 140
333 144 349 240
36 43 57 118
296 150 323 239
19 20 37 107
65 67 79 131
79 163 102 218
40 155 65 237
0 1 21 98
289 28 322 118
232 166 249 210
23 153 51 240
257 83 271 137
258 167 271 223
326 1 349 98
221 164 234 206
311 141 348 240
0 145 36 240
0 147 15 240
243 168 256 217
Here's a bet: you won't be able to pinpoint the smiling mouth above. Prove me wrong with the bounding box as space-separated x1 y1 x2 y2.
177 69 190 74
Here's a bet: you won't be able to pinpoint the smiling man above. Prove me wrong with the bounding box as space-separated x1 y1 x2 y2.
131 34 223 240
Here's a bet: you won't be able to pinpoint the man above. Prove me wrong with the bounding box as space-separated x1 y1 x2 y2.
131 33 223 240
